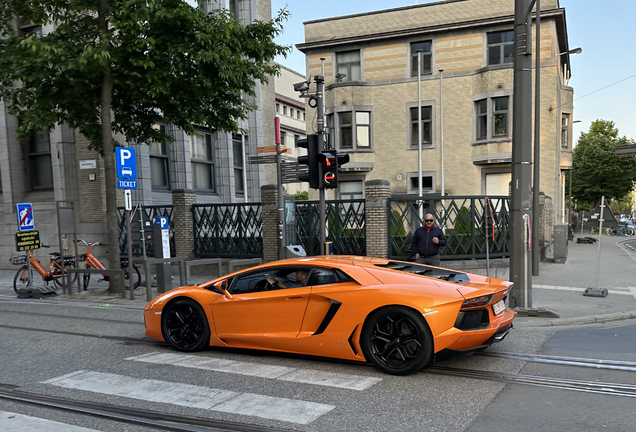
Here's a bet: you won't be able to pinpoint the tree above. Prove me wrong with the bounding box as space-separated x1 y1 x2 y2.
0 0 289 292
571 120 636 210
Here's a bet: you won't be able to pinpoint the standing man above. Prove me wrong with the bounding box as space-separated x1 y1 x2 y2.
411 213 447 266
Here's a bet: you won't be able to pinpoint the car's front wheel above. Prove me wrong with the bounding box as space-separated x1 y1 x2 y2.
162 298 210 352
362 306 433 375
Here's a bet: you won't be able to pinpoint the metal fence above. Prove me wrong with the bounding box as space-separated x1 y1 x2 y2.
388 195 510 260
118 206 174 256
192 203 262 258
296 199 365 256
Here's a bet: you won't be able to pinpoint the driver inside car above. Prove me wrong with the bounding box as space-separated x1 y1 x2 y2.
267 270 308 289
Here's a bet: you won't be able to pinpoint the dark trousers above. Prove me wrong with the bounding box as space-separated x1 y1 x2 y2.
416 254 440 266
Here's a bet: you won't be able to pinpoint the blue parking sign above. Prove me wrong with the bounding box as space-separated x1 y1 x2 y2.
16 203 35 231
153 217 169 229
116 147 137 179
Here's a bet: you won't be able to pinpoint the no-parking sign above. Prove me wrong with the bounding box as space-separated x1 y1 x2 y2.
16 203 34 232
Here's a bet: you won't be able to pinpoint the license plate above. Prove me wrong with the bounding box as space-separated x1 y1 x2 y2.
492 299 506 316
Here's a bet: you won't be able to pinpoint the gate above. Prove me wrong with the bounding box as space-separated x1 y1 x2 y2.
388 195 510 260
118 206 174 257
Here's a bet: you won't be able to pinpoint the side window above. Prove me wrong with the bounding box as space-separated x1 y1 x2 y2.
487 30 514 65
306 268 339 286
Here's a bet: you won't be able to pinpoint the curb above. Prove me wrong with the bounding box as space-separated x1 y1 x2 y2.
514 310 636 328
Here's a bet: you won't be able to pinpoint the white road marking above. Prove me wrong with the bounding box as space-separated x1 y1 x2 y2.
629 287 636 300
0 410 100 432
41 371 334 424
127 352 382 390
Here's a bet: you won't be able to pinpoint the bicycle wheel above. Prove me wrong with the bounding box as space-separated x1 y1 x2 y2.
606 227 614 235
83 264 91 290
13 265 30 292
52 260 78 287
122 262 141 289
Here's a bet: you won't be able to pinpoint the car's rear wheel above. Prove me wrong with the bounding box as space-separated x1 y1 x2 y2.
162 299 210 352
362 306 433 375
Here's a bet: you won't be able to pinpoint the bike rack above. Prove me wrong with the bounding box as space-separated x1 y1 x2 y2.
62 268 126 299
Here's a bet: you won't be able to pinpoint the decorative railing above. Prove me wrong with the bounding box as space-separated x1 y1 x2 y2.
388 195 510 260
118 206 174 257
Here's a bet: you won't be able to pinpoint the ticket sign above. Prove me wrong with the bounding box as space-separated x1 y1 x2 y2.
16 230 41 251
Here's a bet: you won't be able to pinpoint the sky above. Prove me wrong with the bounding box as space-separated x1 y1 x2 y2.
271 0 636 143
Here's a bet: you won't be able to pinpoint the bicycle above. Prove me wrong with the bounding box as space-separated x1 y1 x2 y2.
10 245 78 292
77 239 141 290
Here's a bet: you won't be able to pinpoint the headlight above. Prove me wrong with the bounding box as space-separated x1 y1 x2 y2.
461 294 493 309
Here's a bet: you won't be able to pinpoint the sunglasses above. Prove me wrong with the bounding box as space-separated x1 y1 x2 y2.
425 219 434 222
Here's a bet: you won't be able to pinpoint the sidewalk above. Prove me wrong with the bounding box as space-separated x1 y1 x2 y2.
1 236 635 326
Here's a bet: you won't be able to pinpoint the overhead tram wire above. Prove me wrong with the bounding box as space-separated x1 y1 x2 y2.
550 71 636 112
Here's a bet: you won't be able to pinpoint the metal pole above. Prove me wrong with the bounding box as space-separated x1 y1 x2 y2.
523 214 529 308
485 199 490 277
439 68 446 230
568 168 573 228
417 51 423 221
595 196 605 290
532 0 541 276
510 0 534 309
316 73 327 252
126 209 134 300
275 117 285 260
241 134 248 203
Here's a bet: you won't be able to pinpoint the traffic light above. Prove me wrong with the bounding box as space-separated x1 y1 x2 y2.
318 151 350 189
297 134 320 189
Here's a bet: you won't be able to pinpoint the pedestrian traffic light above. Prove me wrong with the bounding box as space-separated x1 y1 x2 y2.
297 134 320 189
317 151 350 189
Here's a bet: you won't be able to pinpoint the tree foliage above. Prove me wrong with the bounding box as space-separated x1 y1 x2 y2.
0 0 290 150
571 120 636 209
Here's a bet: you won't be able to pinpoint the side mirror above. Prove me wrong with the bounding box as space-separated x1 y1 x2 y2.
220 280 232 299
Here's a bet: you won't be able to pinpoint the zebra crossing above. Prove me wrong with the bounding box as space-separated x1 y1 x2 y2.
3 351 383 430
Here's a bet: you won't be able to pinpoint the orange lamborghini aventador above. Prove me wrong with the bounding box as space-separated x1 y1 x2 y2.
144 256 516 375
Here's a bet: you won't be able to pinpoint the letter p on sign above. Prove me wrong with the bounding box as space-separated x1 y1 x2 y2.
116 147 137 179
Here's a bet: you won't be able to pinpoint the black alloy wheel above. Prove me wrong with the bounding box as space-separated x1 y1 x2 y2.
362 306 433 375
162 299 210 352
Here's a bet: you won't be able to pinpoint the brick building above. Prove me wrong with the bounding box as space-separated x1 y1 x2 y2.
297 0 575 225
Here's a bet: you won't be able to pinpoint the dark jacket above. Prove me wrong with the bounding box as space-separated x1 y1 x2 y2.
411 226 447 257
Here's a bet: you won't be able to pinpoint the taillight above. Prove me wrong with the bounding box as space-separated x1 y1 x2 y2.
461 294 493 309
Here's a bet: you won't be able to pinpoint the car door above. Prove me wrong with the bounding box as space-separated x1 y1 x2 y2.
211 267 311 345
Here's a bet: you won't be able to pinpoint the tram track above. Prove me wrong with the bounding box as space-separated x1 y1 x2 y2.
476 350 636 372
0 384 292 432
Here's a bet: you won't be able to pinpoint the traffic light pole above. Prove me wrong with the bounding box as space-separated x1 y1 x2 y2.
315 75 327 251
275 117 285 260
510 0 534 308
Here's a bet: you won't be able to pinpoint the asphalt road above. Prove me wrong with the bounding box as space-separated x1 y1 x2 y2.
1 299 634 432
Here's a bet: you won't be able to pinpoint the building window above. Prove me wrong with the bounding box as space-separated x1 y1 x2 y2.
150 124 170 189
487 30 514 65
229 0 238 18
474 96 510 141
190 131 215 191
283 106 287 116
562 114 570 148
276 103 280 113
232 134 244 195
336 50 361 82
303 112 306 121
290 108 294 118
492 97 509 136
280 131 286 147
294 134 300 148
410 106 432 147
411 41 432 76
407 172 435 194
297 111 302 120
331 109 372 151
339 180 364 200
28 131 53 190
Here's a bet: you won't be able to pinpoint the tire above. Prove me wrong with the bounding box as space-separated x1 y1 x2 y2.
13 265 30 292
83 264 91 291
52 260 78 287
361 306 433 376
162 298 210 352
606 228 614 235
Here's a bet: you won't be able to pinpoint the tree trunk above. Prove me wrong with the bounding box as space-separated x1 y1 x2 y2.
99 0 123 293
